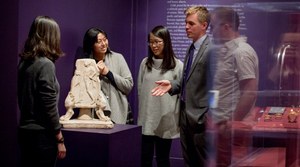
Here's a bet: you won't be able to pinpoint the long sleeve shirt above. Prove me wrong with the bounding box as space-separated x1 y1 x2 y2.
18 56 61 133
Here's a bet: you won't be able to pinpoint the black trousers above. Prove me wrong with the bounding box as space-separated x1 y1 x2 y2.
18 128 58 167
180 101 208 167
141 135 172 167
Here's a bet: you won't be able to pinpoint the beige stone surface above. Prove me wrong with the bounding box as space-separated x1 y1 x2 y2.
60 59 113 128
60 119 114 129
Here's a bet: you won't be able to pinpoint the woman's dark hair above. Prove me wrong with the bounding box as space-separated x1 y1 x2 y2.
146 25 176 73
83 28 110 58
20 16 64 61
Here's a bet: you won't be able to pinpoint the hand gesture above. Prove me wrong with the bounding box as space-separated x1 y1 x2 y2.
151 80 171 96
97 60 109 75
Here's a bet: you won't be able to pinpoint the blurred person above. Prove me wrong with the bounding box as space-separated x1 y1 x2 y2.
83 28 134 124
138 25 183 167
17 16 66 167
209 7 259 166
151 6 212 167
268 33 300 89
267 13 300 106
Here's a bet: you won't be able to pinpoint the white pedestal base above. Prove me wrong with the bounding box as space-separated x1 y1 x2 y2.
60 119 114 129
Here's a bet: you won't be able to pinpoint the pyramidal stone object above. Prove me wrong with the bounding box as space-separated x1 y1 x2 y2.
59 58 114 128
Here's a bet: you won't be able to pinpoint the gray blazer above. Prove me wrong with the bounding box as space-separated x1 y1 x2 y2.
170 36 211 128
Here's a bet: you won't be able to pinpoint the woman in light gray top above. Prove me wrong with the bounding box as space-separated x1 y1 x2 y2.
83 28 133 124
138 25 183 167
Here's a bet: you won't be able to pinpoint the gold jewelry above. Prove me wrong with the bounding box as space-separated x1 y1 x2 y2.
274 113 283 119
264 114 272 121
288 109 298 123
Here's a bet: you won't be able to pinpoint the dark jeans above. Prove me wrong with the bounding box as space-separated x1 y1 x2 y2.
18 128 58 167
141 135 172 167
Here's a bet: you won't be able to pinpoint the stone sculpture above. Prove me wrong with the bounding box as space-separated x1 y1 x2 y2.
59 58 114 128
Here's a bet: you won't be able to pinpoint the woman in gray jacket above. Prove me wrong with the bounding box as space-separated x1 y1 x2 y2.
83 28 134 124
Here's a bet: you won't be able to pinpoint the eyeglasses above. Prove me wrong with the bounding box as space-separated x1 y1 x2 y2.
148 40 163 46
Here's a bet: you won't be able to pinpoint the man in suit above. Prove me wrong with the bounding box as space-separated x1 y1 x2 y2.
151 6 211 167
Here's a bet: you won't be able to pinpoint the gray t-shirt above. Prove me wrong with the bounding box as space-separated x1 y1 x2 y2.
210 36 259 123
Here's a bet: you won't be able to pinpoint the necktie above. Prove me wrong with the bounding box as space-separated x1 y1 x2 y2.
181 44 195 101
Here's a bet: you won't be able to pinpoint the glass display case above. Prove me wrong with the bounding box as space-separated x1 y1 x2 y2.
139 0 300 166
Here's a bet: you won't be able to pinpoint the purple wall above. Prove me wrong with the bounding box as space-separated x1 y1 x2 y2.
13 0 136 166
2 0 299 166
18 0 287 127
0 0 19 166
18 0 137 119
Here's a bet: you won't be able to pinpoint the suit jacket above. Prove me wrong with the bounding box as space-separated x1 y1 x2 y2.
170 35 211 129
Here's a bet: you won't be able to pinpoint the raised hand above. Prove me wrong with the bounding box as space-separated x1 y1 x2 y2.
97 60 109 75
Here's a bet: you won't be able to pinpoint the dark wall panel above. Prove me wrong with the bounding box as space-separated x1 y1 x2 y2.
18 0 135 118
0 0 19 166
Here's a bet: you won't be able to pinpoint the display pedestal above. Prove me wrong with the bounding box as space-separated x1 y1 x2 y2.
57 124 142 167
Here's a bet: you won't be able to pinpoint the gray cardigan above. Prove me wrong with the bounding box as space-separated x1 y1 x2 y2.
100 51 133 124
